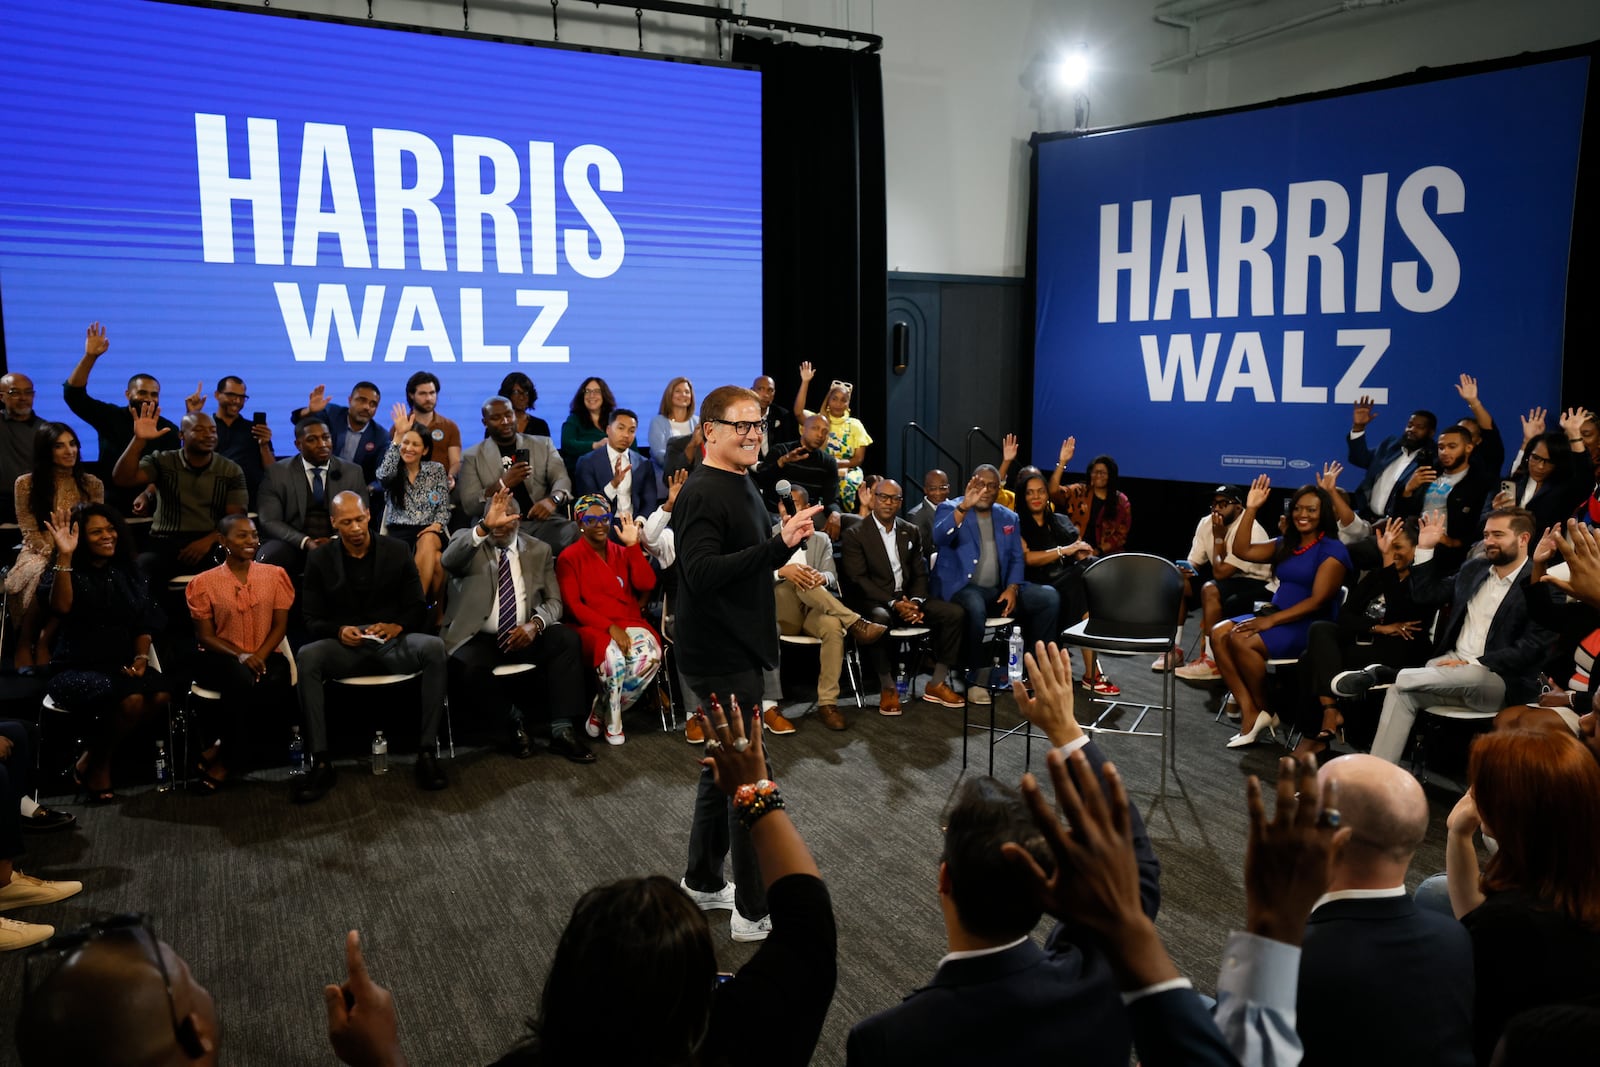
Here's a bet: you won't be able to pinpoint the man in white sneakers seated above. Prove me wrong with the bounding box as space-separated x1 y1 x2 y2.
1170 485 1274 679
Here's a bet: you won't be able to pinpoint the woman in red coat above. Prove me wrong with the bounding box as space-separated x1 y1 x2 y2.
556 495 662 746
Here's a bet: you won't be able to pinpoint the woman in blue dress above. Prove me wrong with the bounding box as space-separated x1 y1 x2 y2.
1212 474 1350 748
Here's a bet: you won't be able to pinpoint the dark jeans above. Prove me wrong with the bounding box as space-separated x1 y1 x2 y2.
852 598 965 681
296 634 447 754
448 626 584 732
190 649 293 755
138 533 224 586
680 666 769 921
0 720 34 861
948 582 1060 668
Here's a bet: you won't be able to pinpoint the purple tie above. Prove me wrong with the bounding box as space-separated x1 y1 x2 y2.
496 548 518 643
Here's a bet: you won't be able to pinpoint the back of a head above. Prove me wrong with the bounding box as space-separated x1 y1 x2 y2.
531 876 715 1064
1321 754 1429 874
17 935 187 1067
941 777 1054 941
1490 1001 1600 1066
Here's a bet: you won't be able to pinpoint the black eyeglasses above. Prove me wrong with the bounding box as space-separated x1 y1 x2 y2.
875 493 903 502
24 913 193 1053
708 418 768 436
217 391 248 402
1528 453 1554 466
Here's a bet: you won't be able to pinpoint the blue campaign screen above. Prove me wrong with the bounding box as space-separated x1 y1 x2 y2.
0 0 761 456
1033 58 1587 485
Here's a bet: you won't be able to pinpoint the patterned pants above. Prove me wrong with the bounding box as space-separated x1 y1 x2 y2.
598 627 663 727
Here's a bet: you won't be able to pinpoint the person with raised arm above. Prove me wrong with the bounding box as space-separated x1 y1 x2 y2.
291 382 388 484
61 322 179 513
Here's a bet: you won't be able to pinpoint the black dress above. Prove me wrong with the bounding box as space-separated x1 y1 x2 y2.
1020 509 1089 630
40 561 168 709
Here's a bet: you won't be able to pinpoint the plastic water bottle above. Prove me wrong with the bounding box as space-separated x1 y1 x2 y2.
895 656 910 701
371 731 389 775
154 741 171 793
1008 629 1025 687
288 726 305 776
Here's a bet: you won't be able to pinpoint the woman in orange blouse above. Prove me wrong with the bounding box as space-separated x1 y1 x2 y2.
184 515 294 791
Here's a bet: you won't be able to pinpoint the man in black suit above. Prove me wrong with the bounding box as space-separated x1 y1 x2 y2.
292 492 448 803
1393 425 1493 574
1297 753 1474 1067
1347 395 1437 519
256 416 369 576
573 407 657 521
845 663 1160 1066
1344 507 1556 763
751 373 795 471
840 478 966 714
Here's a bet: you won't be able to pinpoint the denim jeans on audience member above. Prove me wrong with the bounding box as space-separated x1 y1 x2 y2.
948 582 1060 670
1414 872 1453 917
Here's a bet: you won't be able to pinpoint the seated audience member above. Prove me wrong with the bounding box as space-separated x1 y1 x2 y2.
1170 484 1273 680
16 915 219 1064
293 492 449 803
0 720 80 951
0 372 44 525
640 468 685 568
854 473 881 517
574 408 657 521
376 405 452 603
839 478 966 713
493 371 550 438
1454 373 1506 479
1579 409 1600 470
38 504 170 804
559 376 615 474
648 377 698 496
758 413 840 523
1212 477 1351 749
402 371 462 483
184 515 294 791
1445 729 1600 1062
931 465 1059 705
1395 424 1494 573
794 361 873 511
440 488 592 765
62 322 179 514
257 416 370 578
773 488 887 731
112 402 247 583
1489 415 1594 532
208 376 274 506
750 373 795 470
556 496 662 746
459 396 576 553
1342 508 1554 765
1517 520 1600 734
660 423 704 483
1016 468 1114 692
1292 518 1436 760
292 382 387 484
906 467 951 561
1297 753 1474 1067
1047 442 1131 557
319 699 837 1067
7 423 104 669
1315 462 1374 547
845 642 1159 1067
1346 395 1437 519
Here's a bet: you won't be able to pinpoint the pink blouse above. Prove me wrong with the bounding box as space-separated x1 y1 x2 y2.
186 562 295 652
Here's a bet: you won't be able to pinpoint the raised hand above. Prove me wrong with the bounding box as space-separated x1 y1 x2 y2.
482 487 514 529
798 361 816 384
1533 523 1561 565
1245 473 1272 511
1318 461 1342 492
389 402 412 438
664 468 687 511
1352 395 1378 431
697 693 767 795
133 401 170 442
1454 373 1478 403
780 503 822 548
1001 433 1019 464
1559 407 1592 437
42 506 77 556
1521 406 1547 443
1015 641 1081 747
1243 756 1350 945
307 384 330 413
960 475 986 511
84 321 109 358
1057 436 1076 469
1542 519 1600 609
1417 510 1445 550
617 516 643 547
610 454 628 488
1404 466 1438 495
1375 516 1402 561
323 930 404 1067
185 381 206 414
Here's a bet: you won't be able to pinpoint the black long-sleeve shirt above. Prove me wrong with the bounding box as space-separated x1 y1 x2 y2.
301 536 425 639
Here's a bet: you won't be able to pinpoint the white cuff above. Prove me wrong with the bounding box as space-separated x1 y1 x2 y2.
1056 735 1091 757
1217 931 1301 1013
1121 977 1193 1005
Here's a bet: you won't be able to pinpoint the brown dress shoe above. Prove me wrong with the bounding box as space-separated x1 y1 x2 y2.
815 704 848 730
762 707 797 735
921 681 966 708
878 687 902 716
846 618 888 645
685 716 706 744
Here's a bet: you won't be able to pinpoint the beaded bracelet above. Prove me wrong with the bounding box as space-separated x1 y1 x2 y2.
733 778 785 831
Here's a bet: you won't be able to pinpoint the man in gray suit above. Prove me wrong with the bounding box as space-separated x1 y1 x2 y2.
455 395 576 552
256 415 369 576
439 487 593 763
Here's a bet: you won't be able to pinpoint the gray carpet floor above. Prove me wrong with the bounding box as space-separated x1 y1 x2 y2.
0 621 1457 1066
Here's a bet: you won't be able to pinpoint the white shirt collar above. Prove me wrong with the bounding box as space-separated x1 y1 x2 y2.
937 935 1029 969
1311 886 1407 913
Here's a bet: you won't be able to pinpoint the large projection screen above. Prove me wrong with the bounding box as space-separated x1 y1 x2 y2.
0 0 761 456
1033 58 1588 485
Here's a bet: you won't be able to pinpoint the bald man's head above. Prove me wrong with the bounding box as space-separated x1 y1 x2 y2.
18 931 218 1067
1320 754 1429 877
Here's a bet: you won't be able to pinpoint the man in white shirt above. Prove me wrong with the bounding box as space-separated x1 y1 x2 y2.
1347 395 1437 519
1341 507 1556 763
1170 486 1274 679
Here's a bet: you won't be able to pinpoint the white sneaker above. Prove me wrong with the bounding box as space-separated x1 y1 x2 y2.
730 912 772 942
679 878 737 911
0 916 54 952
0 871 82 913
605 723 626 746
968 686 992 706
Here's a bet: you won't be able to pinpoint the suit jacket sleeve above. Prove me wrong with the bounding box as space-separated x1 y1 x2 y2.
530 541 563 630
455 447 488 512
257 466 302 544
840 525 889 604
1077 738 1160 918
302 548 338 640
810 534 839 589
1479 583 1555 679
573 450 602 498
541 438 572 500
1348 431 1376 470
625 542 657 596
637 455 659 517
905 527 932 599
1126 990 1242 1067
440 527 479 577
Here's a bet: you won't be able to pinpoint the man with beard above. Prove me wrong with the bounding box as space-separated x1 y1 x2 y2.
209 376 275 506
405 371 462 483
1337 508 1556 764
292 382 388 484
1394 425 1493 574
1347 396 1437 519
458 396 574 552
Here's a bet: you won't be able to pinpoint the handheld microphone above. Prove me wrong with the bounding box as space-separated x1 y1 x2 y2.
773 479 809 549
774 478 792 498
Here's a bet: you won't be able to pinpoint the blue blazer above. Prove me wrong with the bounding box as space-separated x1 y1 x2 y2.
1411 555 1554 704
929 501 1025 600
1347 433 1424 518
573 445 658 518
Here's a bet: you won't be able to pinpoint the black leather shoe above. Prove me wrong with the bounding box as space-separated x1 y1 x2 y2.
20 807 76 834
510 726 533 760
549 728 596 764
414 750 449 791
291 760 336 804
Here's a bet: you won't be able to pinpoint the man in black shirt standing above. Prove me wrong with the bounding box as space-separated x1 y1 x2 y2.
62 321 180 514
674 384 819 943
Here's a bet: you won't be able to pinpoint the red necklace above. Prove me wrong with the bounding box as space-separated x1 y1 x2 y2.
1290 532 1326 555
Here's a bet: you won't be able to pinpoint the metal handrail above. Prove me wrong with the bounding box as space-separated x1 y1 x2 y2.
964 426 1002 482
899 421 964 501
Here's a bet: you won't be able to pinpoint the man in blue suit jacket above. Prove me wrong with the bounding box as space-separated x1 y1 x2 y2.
290 381 388 484
929 465 1058 702
573 408 658 520
1346 396 1437 519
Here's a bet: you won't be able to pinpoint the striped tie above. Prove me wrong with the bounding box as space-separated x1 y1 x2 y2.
497 548 518 643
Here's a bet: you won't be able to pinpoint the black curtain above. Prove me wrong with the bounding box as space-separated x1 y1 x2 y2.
732 35 887 441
